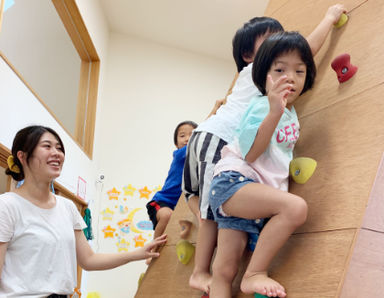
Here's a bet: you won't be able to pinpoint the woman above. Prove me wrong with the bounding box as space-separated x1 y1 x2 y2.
0 125 166 297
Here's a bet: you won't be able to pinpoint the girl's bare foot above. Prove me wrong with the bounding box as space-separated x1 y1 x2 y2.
189 271 212 294
179 220 192 239
240 271 286 297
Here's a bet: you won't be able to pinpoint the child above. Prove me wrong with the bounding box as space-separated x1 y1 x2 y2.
208 31 316 298
182 4 346 293
0 125 167 297
146 121 197 247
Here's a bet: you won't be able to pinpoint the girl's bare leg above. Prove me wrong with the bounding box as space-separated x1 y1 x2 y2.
146 207 172 264
189 218 217 293
186 195 217 293
210 229 248 298
222 183 308 297
187 195 200 219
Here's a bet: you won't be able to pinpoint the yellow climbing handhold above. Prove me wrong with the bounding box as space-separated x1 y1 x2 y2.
334 13 348 28
176 239 195 265
289 157 317 184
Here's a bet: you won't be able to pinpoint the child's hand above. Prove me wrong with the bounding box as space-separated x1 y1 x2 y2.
267 75 292 115
133 234 167 261
325 4 347 24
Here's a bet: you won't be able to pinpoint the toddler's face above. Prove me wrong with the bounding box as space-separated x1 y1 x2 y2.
176 124 195 149
266 50 307 106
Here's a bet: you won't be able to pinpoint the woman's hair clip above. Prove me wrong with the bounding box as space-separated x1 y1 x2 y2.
7 155 21 174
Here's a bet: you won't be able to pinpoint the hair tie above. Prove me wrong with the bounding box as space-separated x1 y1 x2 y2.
7 155 21 174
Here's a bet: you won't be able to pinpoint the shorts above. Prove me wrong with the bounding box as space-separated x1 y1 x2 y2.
209 171 267 234
182 131 227 220
146 200 173 229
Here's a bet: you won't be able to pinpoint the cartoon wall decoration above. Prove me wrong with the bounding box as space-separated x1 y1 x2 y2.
102 225 116 238
138 186 152 199
98 184 160 252
107 187 120 200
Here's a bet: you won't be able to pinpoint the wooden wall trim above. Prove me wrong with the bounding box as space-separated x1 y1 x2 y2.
84 61 100 158
1 0 100 159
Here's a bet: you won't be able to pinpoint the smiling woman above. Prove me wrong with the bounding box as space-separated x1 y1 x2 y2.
0 0 100 158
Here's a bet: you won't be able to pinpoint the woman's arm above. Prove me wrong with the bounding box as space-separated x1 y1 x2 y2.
75 231 167 271
0 242 8 278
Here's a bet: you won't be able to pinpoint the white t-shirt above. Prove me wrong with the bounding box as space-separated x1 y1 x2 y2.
0 192 87 298
195 63 262 143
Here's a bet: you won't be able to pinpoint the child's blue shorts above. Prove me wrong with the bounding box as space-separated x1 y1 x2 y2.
209 171 267 235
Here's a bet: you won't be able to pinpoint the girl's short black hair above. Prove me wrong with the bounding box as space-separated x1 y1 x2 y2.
252 31 316 96
173 121 197 146
232 17 284 73
5 125 65 181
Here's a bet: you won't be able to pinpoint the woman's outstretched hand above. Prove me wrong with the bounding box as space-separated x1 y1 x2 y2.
133 234 168 261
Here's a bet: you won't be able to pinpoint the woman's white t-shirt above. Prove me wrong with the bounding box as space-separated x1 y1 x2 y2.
0 192 87 298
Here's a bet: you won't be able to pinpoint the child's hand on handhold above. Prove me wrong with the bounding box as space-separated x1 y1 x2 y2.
325 4 347 24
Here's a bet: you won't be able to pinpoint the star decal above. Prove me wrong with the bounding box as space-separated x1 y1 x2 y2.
152 185 162 192
102 225 116 238
116 239 129 252
123 184 136 196
134 234 147 247
101 208 114 220
138 186 152 199
107 187 120 200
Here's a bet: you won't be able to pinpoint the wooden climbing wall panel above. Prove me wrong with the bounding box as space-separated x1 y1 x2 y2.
137 1 384 297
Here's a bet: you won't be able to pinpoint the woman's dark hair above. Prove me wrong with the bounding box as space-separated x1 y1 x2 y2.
5 125 65 181
173 121 197 146
232 17 284 73
252 31 316 96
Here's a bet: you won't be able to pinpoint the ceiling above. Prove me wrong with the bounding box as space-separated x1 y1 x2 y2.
98 0 269 61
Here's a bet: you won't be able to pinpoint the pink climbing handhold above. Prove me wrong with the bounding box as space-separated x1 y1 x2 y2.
331 53 358 83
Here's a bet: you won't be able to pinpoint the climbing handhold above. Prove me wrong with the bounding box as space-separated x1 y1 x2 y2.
289 157 317 184
331 53 358 83
254 293 269 298
179 219 192 239
176 239 195 265
334 13 348 28
138 272 145 287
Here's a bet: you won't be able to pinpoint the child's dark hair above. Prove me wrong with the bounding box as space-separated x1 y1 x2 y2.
252 31 316 96
232 17 284 73
5 125 65 181
173 121 197 146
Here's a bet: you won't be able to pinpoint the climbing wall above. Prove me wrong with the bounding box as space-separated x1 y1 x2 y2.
136 0 384 297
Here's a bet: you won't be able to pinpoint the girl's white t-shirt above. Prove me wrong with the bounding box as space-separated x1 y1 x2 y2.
195 63 262 143
0 192 87 298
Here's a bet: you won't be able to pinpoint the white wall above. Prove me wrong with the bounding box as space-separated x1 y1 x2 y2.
85 32 235 297
0 0 110 295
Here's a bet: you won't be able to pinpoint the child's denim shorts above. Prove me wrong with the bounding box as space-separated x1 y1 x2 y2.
209 171 267 235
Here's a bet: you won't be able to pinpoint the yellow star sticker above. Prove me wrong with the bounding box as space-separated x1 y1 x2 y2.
123 184 136 196
152 185 162 192
101 208 114 220
138 186 152 199
102 225 116 238
116 239 129 252
134 234 147 247
107 187 120 200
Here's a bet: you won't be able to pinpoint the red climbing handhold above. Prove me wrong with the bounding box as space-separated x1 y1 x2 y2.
331 53 358 83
